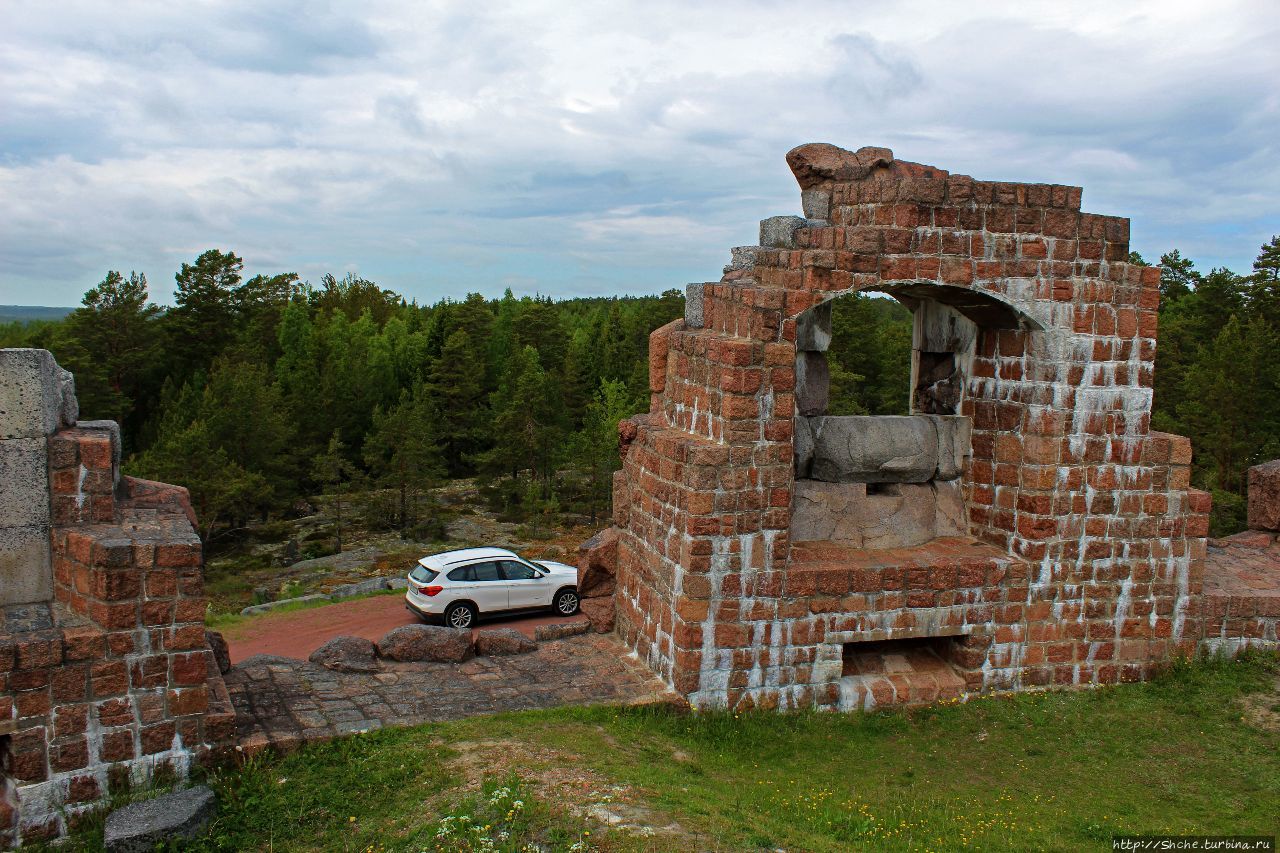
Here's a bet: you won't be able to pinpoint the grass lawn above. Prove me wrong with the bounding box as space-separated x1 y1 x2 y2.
55 652 1279 852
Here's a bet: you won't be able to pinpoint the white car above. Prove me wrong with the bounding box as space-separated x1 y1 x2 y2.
404 546 580 629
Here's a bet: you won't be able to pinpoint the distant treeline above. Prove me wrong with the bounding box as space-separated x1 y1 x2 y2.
3 236 1276 539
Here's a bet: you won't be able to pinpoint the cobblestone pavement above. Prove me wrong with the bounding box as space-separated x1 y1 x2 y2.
225 633 675 754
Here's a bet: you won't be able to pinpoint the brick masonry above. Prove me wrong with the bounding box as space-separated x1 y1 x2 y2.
591 143 1271 712
0 351 232 847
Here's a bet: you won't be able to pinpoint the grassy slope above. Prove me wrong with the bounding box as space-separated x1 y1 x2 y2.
55 653 1279 852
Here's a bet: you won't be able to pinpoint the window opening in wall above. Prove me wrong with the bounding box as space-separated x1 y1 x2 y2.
841 636 962 678
791 284 987 551
825 292 912 416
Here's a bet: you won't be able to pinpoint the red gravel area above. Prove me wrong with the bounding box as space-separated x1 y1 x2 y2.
223 593 581 664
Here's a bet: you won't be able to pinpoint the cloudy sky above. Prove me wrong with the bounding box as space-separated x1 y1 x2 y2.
2 0 1277 307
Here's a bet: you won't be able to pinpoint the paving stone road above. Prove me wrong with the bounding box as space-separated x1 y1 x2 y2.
226 633 675 754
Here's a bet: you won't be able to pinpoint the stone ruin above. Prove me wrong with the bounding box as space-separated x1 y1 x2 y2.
579 142 1280 711
0 349 233 846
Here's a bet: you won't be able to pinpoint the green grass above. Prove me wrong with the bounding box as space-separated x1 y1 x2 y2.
50 652 1280 852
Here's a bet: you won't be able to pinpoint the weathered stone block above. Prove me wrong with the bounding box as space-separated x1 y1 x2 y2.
0 349 76 440
807 415 939 483
75 420 121 475
791 480 940 548
795 352 830 417
0 437 50 527
724 246 759 273
796 300 832 352
793 416 816 478
329 577 388 599
684 283 704 329
1248 460 1280 532
0 525 52 606
103 785 215 852
759 215 826 249
930 415 971 481
612 470 631 527
933 479 967 536
801 189 831 220
580 596 616 633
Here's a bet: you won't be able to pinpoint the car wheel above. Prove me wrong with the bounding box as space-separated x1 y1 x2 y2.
554 587 580 616
445 602 476 629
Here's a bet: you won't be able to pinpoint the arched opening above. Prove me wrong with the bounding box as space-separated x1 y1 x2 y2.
791 282 1036 550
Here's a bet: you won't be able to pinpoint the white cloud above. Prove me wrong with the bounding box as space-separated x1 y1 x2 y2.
0 0 1276 305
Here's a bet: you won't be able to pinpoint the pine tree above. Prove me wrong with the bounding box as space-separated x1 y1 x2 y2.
1158 250 1200 302
1253 235 1280 281
430 329 487 476
1176 316 1280 532
198 358 296 504
128 418 269 542
311 430 360 552
57 270 160 432
1249 235 1280 327
573 379 638 521
481 344 565 497
167 250 244 380
363 386 446 531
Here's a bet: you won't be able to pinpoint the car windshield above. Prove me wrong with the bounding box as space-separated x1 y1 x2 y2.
531 561 552 571
410 565 438 584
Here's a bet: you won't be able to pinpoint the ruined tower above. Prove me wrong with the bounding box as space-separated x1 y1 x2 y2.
598 143 1214 710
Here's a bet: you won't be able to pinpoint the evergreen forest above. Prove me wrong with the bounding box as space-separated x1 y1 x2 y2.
3 236 1277 541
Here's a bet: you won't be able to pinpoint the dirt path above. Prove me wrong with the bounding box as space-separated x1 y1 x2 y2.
222 594 584 664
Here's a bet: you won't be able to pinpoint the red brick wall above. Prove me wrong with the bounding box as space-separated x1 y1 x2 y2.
0 426 232 845
611 144 1211 710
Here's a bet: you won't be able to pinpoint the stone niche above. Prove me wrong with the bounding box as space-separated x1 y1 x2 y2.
790 290 978 550
792 415 969 549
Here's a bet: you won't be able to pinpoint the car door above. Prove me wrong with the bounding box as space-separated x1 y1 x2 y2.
500 560 550 609
457 561 508 612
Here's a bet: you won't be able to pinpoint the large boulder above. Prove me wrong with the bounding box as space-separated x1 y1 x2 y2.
786 143 895 190
104 785 216 852
377 624 472 663
580 597 616 634
474 628 537 656
205 630 231 675
577 527 619 599
1248 460 1280 532
309 635 379 673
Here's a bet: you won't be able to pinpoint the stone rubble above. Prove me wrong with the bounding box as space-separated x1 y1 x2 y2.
103 785 216 853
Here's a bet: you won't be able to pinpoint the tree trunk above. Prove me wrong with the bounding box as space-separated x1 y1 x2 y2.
335 495 343 553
